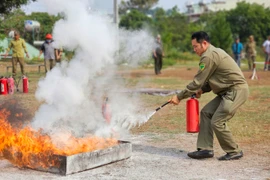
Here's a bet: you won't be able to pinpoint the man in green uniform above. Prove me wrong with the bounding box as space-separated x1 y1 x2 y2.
4 31 29 77
169 31 249 160
245 35 256 70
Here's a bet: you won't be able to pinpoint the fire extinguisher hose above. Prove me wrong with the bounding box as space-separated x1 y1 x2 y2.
155 101 170 111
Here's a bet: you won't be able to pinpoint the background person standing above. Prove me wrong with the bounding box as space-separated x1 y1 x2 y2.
245 35 256 70
152 34 164 75
4 31 29 77
232 37 243 68
55 47 63 64
38 34 57 72
262 35 270 71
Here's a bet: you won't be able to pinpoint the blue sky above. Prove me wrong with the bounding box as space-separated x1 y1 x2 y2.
22 0 201 14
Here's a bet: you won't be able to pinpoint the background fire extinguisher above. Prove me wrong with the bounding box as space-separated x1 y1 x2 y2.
22 76 29 93
0 77 8 95
7 76 15 94
102 97 111 124
186 94 200 133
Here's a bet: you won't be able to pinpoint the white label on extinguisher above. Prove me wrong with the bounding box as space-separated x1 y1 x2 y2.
1 83 3 92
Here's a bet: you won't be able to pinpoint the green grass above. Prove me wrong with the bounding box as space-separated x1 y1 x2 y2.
130 62 270 144
1 60 269 144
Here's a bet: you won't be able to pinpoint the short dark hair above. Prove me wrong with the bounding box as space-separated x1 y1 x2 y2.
191 31 210 43
14 31 20 36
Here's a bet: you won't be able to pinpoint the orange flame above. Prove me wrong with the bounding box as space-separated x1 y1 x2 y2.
0 109 118 168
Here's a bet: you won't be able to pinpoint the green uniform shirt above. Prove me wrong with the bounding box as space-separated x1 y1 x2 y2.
245 41 256 56
7 38 28 58
177 44 247 100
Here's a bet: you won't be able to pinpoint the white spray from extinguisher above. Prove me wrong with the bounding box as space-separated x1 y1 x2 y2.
31 0 156 139
119 101 170 129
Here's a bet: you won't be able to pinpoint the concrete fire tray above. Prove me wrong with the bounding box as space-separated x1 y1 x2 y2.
32 140 132 175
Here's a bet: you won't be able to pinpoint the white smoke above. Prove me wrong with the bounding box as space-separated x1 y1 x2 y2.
32 0 155 140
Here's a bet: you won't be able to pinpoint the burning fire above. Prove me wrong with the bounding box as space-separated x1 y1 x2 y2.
0 109 118 168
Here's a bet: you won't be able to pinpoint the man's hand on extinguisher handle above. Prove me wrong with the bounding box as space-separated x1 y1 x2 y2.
168 95 180 105
195 89 203 98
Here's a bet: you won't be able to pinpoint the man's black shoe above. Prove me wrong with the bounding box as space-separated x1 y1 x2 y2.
187 150 214 159
218 151 243 161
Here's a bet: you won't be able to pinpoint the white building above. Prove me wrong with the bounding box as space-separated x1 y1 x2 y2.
186 0 270 22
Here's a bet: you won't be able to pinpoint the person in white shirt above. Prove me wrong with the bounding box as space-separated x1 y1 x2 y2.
262 35 270 71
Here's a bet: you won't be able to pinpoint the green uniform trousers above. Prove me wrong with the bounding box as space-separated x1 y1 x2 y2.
12 57 25 77
247 55 256 70
197 85 249 154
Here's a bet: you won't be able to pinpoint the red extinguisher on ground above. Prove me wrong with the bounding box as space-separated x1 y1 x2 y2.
0 77 8 95
7 76 15 94
22 75 29 93
102 97 111 124
186 94 200 133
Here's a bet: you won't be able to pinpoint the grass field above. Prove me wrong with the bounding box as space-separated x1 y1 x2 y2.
0 60 270 147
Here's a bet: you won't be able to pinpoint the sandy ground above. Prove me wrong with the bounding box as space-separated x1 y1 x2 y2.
0 133 269 180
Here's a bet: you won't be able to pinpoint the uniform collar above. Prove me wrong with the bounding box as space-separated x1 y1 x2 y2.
201 44 212 57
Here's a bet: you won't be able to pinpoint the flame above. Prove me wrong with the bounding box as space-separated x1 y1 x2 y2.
0 109 118 169
15 113 23 117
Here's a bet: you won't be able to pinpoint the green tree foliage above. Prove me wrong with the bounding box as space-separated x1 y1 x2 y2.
200 12 233 53
153 7 202 52
227 2 270 44
0 10 26 36
119 0 158 14
0 0 36 14
119 9 152 30
27 12 62 41
0 33 5 52
0 10 61 44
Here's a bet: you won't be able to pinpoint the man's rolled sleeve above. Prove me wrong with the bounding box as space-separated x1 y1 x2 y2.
6 42 12 52
201 82 212 93
176 56 216 100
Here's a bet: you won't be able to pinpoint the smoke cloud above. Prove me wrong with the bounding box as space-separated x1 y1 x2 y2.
32 0 156 141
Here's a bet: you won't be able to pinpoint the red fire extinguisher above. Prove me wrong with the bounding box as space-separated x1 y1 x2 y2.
0 77 8 95
22 76 29 93
102 97 111 124
186 94 200 133
7 76 15 94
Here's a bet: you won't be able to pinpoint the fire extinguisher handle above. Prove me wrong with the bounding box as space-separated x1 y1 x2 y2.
191 94 196 98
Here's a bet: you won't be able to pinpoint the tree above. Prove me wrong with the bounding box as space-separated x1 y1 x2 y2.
153 7 202 52
119 0 158 14
201 12 233 53
0 0 36 14
119 9 152 30
0 10 61 44
27 12 62 41
0 9 26 36
227 2 270 44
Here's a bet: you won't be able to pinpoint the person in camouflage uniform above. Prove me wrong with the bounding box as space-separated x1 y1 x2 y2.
169 31 249 161
152 34 164 75
245 35 256 70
